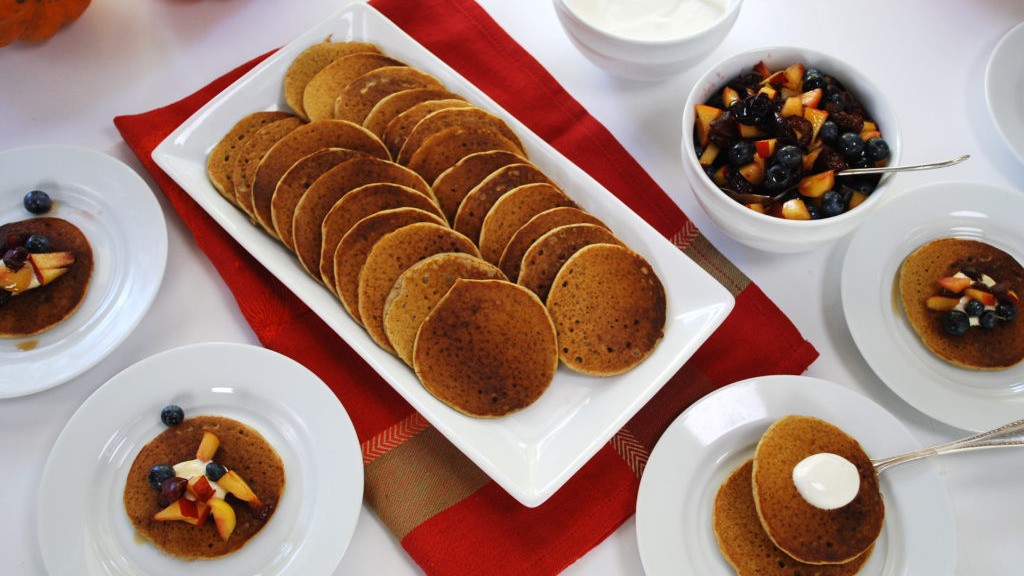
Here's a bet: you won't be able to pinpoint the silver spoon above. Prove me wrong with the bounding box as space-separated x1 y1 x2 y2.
872 416 1024 473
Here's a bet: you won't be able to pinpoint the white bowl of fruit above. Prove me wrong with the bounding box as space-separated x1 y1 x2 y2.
681 46 901 253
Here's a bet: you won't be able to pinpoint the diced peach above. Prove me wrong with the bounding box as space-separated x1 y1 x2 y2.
738 123 768 139
0 266 34 294
188 475 217 503
757 85 777 100
218 470 262 506
802 147 823 172
797 170 835 198
747 203 766 214
695 104 724 148
753 60 771 79
762 69 787 87
803 107 830 143
926 295 961 311
848 190 869 210
964 287 996 306
698 142 720 167
722 86 741 107
862 120 878 132
1007 290 1019 303
783 63 805 91
754 138 777 158
780 198 812 220
860 129 882 141
799 87 823 108
208 498 237 541
196 431 220 461
738 156 766 186
780 96 803 118
936 276 972 294
28 251 74 270
153 498 211 526
712 165 729 187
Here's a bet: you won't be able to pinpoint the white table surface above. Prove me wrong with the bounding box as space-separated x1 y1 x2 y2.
2 1 1023 574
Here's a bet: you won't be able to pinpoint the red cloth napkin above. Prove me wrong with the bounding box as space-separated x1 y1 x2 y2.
114 0 818 573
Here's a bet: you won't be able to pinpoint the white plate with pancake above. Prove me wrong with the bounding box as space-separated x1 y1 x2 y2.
985 21 1024 166
841 181 1024 432
0 145 167 398
151 3 734 506
38 342 363 576
635 375 955 576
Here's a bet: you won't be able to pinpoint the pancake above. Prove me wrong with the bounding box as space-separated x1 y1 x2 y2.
713 459 873 576
358 222 479 354
363 87 464 138
517 223 623 302
271 147 369 250
207 110 295 207
333 65 445 124
231 115 304 219
250 119 390 236
383 252 506 366
292 156 432 278
477 183 574 264
302 52 405 122
319 182 445 293
752 415 884 565
499 207 608 282
381 98 470 158
431 149 526 221
123 415 285 560
452 163 552 245
406 126 525 191
283 39 382 119
413 278 557 417
0 217 93 338
546 243 665 375
897 237 1024 370
334 207 447 324
395 106 524 166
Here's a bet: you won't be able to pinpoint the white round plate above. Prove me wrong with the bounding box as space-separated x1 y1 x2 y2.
985 21 1024 165
0 145 167 398
635 375 955 576
37 342 364 576
841 181 1024 432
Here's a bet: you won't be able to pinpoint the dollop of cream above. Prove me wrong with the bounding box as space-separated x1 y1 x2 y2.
566 0 730 41
792 453 860 510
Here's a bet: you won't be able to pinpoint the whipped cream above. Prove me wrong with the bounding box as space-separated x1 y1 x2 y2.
566 0 730 41
792 452 860 510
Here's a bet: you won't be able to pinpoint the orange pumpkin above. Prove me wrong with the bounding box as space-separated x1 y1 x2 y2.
0 0 91 47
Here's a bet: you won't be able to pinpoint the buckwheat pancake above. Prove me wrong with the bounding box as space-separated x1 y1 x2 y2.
358 222 479 353
431 149 526 221
714 459 873 576
302 52 405 122
546 243 665 375
334 207 447 324
413 278 557 417
333 65 446 124
381 98 471 158
292 156 432 278
231 115 304 218
477 182 574 265
898 237 1024 370
271 147 369 250
123 415 285 559
406 126 526 191
752 415 883 565
363 87 464 137
383 252 506 366
207 110 294 207
283 39 382 119
0 217 93 338
518 223 623 302
319 182 445 293
453 163 553 245
396 106 525 166
251 119 390 236
499 207 608 282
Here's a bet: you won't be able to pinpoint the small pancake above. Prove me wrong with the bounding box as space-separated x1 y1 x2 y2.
478 182 575 264
292 156 432 278
413 278 557 417
406 126 524 190
499 207 608 282
713 459 873 576
363 87 464 138
752 415 884 565
283 39 382 119
452 163 553 245
431 149 526 221
207 110 294 206
357 222 479 354
251 119 390 236
898 237 1024 370
319 182 445 293
231 115 304 218
381 98 470 158
271 147 369 250
546 243 665 375
334 208 447 324
517 223 624 302
383 252 506 366
395 106 524 166
0 217 93 338
302 52 405 122
333 65 446 124
123 415 285 560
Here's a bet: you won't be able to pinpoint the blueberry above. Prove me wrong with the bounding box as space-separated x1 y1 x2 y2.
820 190 845 217
979 310 999 329
806 204 823 220
23 190 52 214
819 121 839 145
726 141 756 167
942 310 970 336
864 137 890 161
23 234 51 254
160 404 185 426
996 301 1017 321
205 461 228 482
148 464 176 491
764 164 796 192
774 145 803 169
802 68 825 92
964 299 985 317
837 132 865 159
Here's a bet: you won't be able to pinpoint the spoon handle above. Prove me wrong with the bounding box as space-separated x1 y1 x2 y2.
872 417 1024 473
839 154 970 177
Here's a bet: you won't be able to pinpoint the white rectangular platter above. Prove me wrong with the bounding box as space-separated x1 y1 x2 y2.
153 2 734 507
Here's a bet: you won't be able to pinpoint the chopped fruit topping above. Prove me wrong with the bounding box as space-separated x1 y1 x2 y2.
937 276 972 294
934 268 1018 336
208 498 237 541
148 464 175 491
797 170 835 198
963 287 996 307
926 295 961 311
196 431 220 461
160 405 185 427
780 198 811 220
205 461 228 482
188 475 217 503
218 470 262 506
158 477 188 507
942 310 970 336
154 498 211 526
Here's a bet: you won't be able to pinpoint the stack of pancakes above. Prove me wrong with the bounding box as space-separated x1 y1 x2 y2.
206 39 667 417
713 415 883 575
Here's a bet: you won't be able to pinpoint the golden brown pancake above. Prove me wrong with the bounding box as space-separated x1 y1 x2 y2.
283 39 382 119
478 183 575 264
752 415 884 565
498 207 608 282
395 106 524 166
123 415 285 559
451 162 553 245
231 115 304 219
898 237 1024 370
381 98 470 158
363 87 464 138
431 149 526 221
334 65 445 124
546 243 665 375
517 223 624 302
0 218 93 338
207 111 295 207
357 222 479 354
713 459 873 576
413 278 557 417
383 252 506 366
302 52 405 122
406 126 525 192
